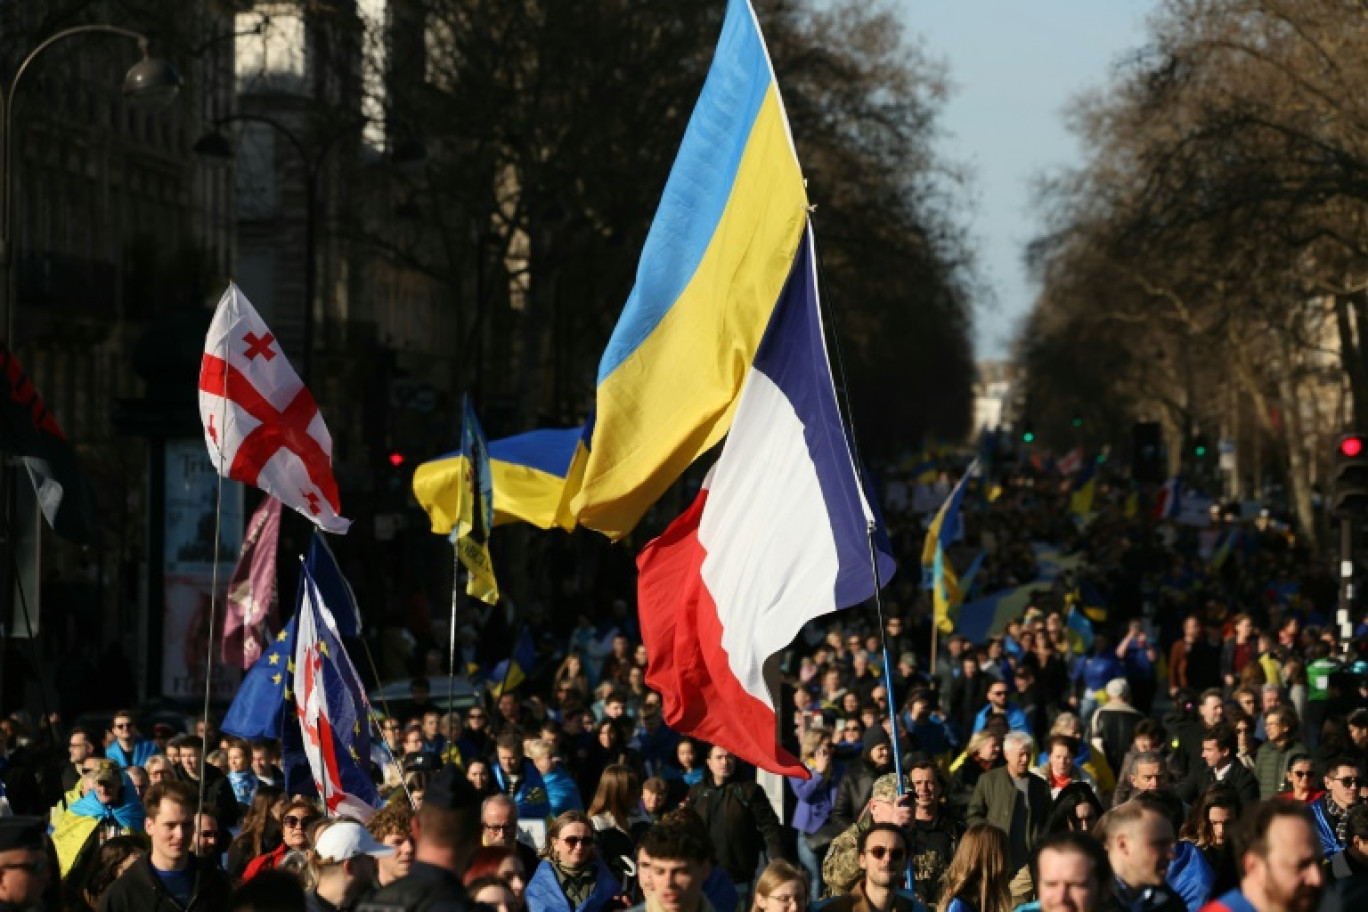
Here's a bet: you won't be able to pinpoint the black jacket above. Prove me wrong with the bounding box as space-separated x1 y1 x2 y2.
1178 760 1260 808
97 855 232 912
829 758 890 832
686 777 789 883
360 860 475 912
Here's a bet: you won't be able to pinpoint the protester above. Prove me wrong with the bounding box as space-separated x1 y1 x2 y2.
750 860 809 912
243 798 320 881
940 824 1012 912
1032 831 1111 912
367 800 416 887
306 819 393 912
1199 800 1324 912
1311 757 1362 859
525 811 624 912
906 758 965 908
1101 799 1186 912
97 780 232 912
787 730 843 900
819 823 917 912
466 846 529 906
687 747 788 901
968 731 1052 878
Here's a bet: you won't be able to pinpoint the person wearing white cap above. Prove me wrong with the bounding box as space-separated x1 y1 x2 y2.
307 819 396 912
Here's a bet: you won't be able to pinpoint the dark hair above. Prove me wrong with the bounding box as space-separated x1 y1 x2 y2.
230 784 285 861
1133 718 1163 742
858 822 909 854
1181 782 1242 847
1346 805 1368 842
81 835 145 905
1046 734 1080 757
1030 831 1110 893
1325 755 1362 778
1046 782 1105 835
229 869 306 912
640 822 711 865
1202 722 1237 756
145 780 198 819
1231 800 1315 864
495 732 523 754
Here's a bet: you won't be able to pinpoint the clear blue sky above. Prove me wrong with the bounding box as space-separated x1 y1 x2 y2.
899 1 1156 360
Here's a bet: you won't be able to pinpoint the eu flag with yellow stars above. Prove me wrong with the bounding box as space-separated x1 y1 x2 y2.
221 614 299 740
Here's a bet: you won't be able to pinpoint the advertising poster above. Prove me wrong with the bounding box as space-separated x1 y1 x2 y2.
163 439 245 700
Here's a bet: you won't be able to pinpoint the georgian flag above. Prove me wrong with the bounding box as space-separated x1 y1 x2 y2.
198 284 350 533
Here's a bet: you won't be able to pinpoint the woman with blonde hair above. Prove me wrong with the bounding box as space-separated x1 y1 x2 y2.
940 824 1012 912
948 731 1002 819
751 859 809 912
787 730 843 900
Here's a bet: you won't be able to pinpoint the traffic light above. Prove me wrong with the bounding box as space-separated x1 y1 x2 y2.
388 450 406 467
1071 416 1083 428
1193 436 1208 458
1022 421 1035 444
1333 433 1368 515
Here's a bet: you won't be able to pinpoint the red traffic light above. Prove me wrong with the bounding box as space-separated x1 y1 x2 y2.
1342 437 1365 458
388 451 405 467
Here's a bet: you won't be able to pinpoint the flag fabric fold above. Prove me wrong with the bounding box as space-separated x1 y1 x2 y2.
220 615 297 741
307 531 361 639
1155 477 1182 520
222 496 282 669
487 426 587 531
923 460 978 635
293 565 381 821
571 0 810 539
636 225 894 778
1069 462 1097 517
412 398 499 604
198 284 350 533
0 347 96 543
488 627 536 697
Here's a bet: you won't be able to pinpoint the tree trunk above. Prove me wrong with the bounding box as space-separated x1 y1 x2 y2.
1334 292 1368 431
1276 365 1318 549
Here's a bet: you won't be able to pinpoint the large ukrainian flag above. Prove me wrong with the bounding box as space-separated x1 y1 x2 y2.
570 0 809 539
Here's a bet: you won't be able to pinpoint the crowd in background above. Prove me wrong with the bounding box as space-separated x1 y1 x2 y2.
4 464 1368 912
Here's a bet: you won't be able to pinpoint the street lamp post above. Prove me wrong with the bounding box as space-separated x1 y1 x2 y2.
0 26 181 343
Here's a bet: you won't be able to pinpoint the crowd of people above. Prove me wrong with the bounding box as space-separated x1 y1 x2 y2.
4 465 1368 912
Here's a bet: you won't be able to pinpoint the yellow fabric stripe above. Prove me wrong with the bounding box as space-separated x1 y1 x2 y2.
572 87 808 538
490 462 574 531
412 455 469 536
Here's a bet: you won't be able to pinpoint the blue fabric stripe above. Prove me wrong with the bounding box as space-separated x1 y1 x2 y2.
596 0 773 384
488 427 583 479
751 227 895 605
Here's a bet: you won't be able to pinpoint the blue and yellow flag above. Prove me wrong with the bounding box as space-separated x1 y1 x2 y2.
488 627 536 697
413 398 499 604
488 422 591 531
1069 462 1097 516
570 0 810 539
924 460 977 634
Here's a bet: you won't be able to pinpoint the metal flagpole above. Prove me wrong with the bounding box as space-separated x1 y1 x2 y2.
447 541 460 748
809 214 912 891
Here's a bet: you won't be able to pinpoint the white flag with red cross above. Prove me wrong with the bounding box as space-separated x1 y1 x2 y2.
198 284 351 534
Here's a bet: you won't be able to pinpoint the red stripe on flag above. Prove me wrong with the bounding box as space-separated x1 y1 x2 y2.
637 488 808 778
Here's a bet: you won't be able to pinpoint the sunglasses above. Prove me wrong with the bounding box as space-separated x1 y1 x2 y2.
560 835 593 848
112 722 131 730
1336 777 1361 786
1291 770 1311 779
989 691 1007 697
865 846 906 862
283 814 317 829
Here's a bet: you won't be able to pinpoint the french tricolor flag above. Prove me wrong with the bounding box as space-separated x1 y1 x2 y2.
636 225 896 777
1155 476 1182 520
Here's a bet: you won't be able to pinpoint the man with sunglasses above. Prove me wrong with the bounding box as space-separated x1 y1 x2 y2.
0 817 49 912
105 711 158 769
823 773 915 898
61 727 98 792
822 824 918 912
972 681 1030 736
1311 758 1363 859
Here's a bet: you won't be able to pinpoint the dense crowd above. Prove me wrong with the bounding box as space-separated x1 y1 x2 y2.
3 467 1368 912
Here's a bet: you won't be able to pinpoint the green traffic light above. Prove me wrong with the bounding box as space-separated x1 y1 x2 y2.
1023 432 1035 443
1072 417 1082 428
1195 446 1207 457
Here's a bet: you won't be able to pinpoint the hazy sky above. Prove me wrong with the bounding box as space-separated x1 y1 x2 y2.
899 1 1157 360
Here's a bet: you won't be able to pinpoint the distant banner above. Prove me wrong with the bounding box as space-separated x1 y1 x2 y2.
163 439 244 700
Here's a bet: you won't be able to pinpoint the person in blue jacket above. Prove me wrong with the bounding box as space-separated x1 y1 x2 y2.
494 732 552 822
529 739 585 818
525 810 625 912
1311 757 1362 859
104 710 159 768
972 683 1030 735
787 730 844 900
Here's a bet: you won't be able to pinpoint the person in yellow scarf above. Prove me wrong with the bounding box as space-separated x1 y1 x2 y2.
52 761 145 877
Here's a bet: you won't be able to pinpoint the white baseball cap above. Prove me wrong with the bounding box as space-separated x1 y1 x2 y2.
314 820 397 863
